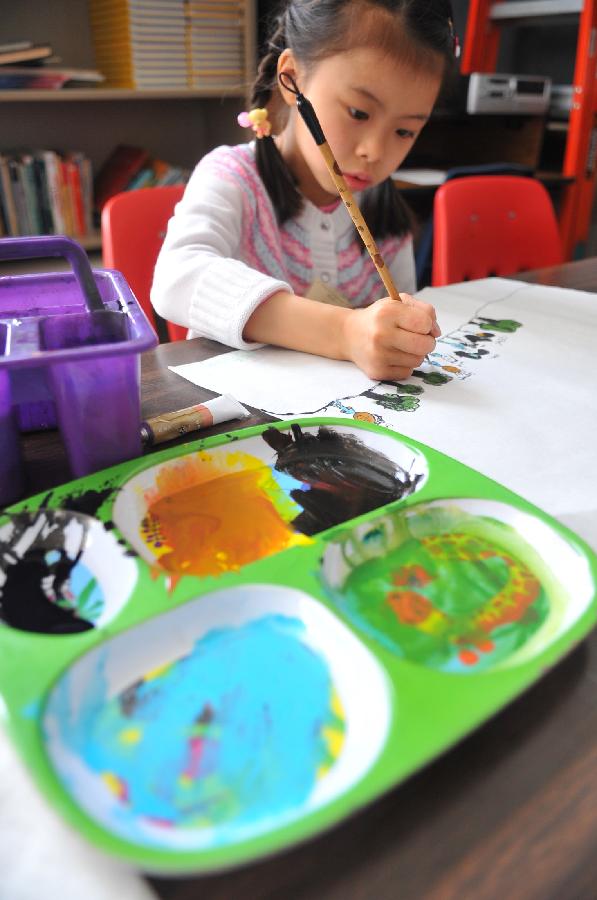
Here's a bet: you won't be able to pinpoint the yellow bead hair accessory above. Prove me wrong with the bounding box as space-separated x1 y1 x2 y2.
237 107 272 139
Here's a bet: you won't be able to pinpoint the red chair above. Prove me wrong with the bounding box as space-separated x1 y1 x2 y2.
432 175 563 286
101 185 187 341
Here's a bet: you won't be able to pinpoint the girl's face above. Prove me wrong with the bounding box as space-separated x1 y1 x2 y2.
277 46 442 207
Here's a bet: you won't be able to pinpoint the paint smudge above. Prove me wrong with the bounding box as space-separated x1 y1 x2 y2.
39 483 118 527
262 425 422 536
46 614 346 847
0 511 100 634
323 506 549 672
139 449 311 576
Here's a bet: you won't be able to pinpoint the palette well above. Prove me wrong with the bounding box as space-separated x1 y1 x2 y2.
0 418 595 873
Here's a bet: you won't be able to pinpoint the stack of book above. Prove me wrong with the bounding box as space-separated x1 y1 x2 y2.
0 39 104 90
94 145 190 210
186 1 246 89
89 0 247 90
0 151 94 238
89 0 188 89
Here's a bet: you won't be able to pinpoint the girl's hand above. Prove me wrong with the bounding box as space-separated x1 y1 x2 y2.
341 293 441 381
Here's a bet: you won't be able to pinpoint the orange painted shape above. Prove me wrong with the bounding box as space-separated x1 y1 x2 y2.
458 649 478 666
388 590 433 625
144 467 309 577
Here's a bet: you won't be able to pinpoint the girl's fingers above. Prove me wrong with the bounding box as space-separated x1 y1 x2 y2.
384 329 436 358
398 293 441 336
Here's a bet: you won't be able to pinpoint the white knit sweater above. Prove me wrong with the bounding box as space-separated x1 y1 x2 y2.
151 142 416 349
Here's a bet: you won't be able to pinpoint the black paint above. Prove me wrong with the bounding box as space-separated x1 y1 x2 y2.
0 511 94 634
263 425 420 536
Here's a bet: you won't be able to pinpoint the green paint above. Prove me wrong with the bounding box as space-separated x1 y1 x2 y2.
376 394 420 413
412 370 452 386
326 509 551 672
395 384 424 395
476 317 523 333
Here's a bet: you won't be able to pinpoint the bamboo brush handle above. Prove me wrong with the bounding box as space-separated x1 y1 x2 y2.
318 141 401 302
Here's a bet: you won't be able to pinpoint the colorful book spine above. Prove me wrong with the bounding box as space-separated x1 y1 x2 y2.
43 151 67 234
32 153 56 234
8 159 32 235
0 154 19 236
65 156 86 237
19 155 44 235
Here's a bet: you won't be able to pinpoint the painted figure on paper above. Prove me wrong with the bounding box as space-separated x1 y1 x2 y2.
151 0 463 381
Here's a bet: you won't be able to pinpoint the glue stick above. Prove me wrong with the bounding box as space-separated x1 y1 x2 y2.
140 394 250 446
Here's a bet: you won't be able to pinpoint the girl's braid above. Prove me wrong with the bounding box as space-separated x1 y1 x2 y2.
253 11 303 222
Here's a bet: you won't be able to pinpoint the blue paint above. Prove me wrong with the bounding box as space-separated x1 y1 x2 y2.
269 466 309 497
46 614 344 847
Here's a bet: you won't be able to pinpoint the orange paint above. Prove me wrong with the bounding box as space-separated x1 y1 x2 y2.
388 590 432 624
392 565 432 588
142 464 310 576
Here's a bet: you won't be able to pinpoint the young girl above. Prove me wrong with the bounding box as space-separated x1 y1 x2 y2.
151 0 458 381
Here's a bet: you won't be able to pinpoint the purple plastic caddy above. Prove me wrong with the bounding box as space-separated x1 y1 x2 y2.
0 236 158 506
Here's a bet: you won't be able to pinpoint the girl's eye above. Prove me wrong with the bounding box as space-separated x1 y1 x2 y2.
348 107 368 121
396 128 416 139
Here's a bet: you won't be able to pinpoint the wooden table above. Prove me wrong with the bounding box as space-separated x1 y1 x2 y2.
17 259 597 899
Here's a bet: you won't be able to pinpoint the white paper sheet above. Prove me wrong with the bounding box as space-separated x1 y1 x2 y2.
0 728 157 900
170 279 597 527
295 278 597 522
170 346 377 416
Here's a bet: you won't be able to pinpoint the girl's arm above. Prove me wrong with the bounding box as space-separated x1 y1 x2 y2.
244 289 439 382
150 164 292 349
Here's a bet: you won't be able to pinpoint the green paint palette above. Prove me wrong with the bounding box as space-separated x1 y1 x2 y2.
0 418 595 874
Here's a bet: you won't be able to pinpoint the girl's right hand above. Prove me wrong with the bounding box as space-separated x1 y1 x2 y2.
341 293 441 381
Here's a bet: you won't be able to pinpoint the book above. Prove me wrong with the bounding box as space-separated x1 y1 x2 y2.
32 153 55 233
0 66 104 90
0 154 19 236
59 158 75 236
65 155 87 236
77 155 94 234
0 44 53 66
0 41 33 53
43 150 67 233
94 144 150 209
8 159 32 234
125 166 156 191
19 154 44 234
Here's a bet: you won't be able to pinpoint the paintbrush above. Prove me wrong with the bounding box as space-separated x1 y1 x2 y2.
279 72 401 303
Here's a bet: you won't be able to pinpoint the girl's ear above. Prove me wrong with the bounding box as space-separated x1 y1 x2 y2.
277 48 301 108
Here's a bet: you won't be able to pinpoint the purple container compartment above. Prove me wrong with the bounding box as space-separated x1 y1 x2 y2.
0 366 23 507
0 236 157 504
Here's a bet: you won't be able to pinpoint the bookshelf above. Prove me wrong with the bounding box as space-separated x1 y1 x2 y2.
0 0 256 252
0 88 253 102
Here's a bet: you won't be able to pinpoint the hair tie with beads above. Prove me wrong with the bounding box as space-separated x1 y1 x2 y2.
237 107 272 139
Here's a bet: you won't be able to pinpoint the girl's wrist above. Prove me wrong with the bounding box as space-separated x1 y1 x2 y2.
337 306 360 363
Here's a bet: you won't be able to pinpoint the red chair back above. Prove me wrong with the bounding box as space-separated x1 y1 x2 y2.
101 185 187 341
432 175 563 286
